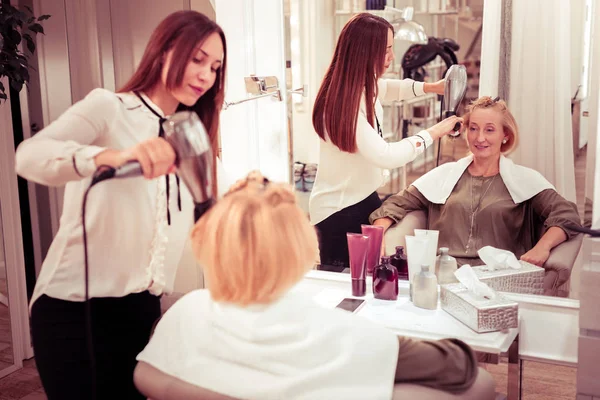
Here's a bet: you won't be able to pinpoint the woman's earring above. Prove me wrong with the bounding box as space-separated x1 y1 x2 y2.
502 138 508 144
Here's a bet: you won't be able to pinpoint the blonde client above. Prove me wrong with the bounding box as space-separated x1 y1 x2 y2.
134 174 494 400
371 96 581 267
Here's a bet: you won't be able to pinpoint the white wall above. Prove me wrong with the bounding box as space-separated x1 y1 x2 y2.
215 0 290 183
588 0 600 228
110 0 188 89
571 0 586 99
291 0 335 165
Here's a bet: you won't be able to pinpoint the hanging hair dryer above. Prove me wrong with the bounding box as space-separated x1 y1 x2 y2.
442 64 468 137
92 111 215 220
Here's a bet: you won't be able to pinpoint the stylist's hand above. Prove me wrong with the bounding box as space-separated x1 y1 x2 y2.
122 138 177 179
423 79 445 95
94 138 176 179
426 115 464 141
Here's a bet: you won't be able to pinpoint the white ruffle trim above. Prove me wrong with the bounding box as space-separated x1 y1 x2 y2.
147 175 169 295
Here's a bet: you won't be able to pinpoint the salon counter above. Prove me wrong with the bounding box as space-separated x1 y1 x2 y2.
298 270 579 366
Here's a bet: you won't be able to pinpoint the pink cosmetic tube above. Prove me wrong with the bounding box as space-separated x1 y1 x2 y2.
347 233 370 296
361 224 384 275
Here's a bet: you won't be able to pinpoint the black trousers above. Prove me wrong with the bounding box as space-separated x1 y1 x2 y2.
316 191 382 272
30 291 161 400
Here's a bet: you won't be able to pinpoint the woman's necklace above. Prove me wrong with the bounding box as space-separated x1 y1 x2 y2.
465 174 498 253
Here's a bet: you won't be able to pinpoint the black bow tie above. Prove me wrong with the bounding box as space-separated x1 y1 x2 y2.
135 92 181 225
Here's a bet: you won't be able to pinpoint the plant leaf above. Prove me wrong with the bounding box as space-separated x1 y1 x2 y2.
38 15 51 21
8 29 21 46
0 81 4 92
24 34 35 53
9 58 23 70
24 5 33 13
20 66 30 82
10 79 23 93
0 93 8 102
28 23 44 34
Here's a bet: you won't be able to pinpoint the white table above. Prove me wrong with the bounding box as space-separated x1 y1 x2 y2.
293 271 523 399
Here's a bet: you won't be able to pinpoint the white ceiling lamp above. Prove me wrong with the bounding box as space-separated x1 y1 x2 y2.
386 6 428 45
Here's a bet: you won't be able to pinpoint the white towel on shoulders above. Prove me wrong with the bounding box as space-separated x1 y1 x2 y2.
412 155 555 204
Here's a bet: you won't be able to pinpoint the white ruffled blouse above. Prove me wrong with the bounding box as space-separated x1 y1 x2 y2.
15 89 229 309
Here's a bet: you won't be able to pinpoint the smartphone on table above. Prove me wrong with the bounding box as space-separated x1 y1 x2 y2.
335 298 366 313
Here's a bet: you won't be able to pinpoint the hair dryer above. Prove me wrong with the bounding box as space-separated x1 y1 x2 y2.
92 110 215 220
442 64 468 137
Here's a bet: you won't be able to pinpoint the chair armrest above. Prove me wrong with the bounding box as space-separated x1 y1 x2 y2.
134 362 239 400
545 233 583 276
383 210 427 255
392 367 496 400
542 233 583 296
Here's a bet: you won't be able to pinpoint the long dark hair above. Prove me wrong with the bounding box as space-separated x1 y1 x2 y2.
312 13 392 153
119 11 227 193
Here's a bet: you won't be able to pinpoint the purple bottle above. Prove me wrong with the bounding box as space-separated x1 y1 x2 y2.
373 256 399 301
391 246 409 281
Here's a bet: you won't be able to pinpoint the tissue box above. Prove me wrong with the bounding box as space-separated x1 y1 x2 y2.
471 261 545 295
440 283 519 333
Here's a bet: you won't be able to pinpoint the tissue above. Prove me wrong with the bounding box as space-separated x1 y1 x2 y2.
454 265 497 299
478 246 521 271
472 247 545 295
440 265 519 333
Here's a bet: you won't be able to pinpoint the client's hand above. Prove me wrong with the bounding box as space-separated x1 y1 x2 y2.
520 246 550 267
373 217 394 256
427 115 464 141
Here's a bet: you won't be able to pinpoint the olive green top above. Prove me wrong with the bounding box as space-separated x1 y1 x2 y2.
370 171 581 266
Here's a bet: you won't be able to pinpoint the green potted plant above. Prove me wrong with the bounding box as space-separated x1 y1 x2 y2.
0 3 50 102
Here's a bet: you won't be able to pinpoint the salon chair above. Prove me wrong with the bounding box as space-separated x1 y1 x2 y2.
384 210 583 297
134 362 496 400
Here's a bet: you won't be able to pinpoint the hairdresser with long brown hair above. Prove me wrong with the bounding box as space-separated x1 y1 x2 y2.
15 11 227 400
310 13 462 271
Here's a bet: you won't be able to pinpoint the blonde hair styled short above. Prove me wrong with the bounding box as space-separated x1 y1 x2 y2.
462 96 519 154
190 172 318 305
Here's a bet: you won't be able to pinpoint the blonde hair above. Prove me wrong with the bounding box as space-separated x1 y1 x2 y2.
190 173 318 306
462 96 519 154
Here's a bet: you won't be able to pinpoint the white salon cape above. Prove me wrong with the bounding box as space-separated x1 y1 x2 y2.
412 154 555 204
137 289 400 400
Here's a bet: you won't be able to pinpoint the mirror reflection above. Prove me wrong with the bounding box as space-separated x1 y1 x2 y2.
0 201 14 372
287 0 594 300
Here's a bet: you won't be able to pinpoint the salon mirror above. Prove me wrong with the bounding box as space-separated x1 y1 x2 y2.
284 0 596 301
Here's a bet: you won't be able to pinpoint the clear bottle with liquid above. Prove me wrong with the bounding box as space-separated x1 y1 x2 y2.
436 247 458 285
373 256 399 301
413 264 438 310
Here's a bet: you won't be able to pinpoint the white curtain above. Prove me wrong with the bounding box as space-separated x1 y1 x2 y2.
509 0 576 202
478 0 502 98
